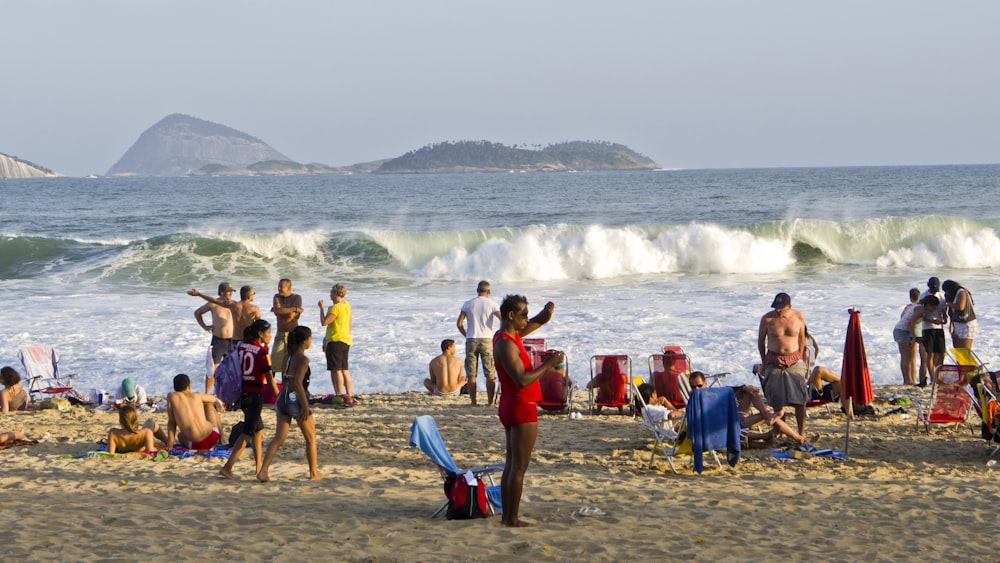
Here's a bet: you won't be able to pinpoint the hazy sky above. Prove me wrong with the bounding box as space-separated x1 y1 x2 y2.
3 1 999 176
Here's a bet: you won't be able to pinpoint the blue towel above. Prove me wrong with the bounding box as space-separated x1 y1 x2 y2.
686 387 741 473
770 446 848 461
485 484 503 514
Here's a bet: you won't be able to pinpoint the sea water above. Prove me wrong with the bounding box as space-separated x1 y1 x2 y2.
2 165 999 396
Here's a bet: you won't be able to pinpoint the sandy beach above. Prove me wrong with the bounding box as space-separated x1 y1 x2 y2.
0 384 996 562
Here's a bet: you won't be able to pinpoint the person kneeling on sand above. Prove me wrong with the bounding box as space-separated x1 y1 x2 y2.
108 405 156 454
424 339 468 396
147 373 224 451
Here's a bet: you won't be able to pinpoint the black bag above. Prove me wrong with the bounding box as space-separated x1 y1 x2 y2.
444 471 488 520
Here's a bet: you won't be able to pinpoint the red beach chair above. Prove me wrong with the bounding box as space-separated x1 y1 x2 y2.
536 350 574 413
916 364 975 433
649 347 693 409
589 355 632 415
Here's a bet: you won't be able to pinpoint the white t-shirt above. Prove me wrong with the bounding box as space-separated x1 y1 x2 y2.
116 384 148 405
461 296 500 339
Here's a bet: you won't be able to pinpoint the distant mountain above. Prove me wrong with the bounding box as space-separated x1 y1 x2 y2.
374 140 658 174
0 152 61 179
106 114 290 176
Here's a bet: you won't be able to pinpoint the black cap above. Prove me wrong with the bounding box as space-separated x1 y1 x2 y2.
771 292 791 309
927 277 940 290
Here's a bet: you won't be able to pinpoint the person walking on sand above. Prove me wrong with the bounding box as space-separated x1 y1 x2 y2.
319 283 354 406
424 339 467 396
220 319 279 479
189 282 236 393
493 294 562 527
271 278 303 384
457 280 501 406
757 292 809 439
257 325 323 481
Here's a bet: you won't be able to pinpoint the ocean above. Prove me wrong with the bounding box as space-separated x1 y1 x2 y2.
2 164 999 397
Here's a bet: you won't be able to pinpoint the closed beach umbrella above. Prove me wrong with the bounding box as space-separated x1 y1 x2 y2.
841 308 873 457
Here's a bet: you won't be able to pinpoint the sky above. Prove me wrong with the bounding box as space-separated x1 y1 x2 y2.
2 0 999 177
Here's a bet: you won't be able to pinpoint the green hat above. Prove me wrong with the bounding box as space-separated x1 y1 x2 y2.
122 378 136 399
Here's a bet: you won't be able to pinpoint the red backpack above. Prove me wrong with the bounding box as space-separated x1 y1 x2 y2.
444 471 488 520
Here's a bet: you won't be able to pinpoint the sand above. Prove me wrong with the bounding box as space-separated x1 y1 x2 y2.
0 384 996 562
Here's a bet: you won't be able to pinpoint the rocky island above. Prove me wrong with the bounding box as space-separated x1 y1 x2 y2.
0 152 61 179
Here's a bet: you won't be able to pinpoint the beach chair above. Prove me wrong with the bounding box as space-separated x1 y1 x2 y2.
948 348 990 382
649 348 691 409
534 350 575 414
522 338 546 356
916 364 975 433
408 415 504 518
589 355 632 415
17 345 78 400
631 379 682 474
966 374 1000 457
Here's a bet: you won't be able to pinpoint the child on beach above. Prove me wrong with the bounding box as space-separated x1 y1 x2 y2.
257 325 323 481
107 405 155 454
220 319 278 479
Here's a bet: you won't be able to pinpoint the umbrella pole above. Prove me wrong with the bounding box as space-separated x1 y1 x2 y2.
844 396 853 458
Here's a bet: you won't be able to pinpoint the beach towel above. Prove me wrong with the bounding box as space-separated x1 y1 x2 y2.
168 444 232 459
69 446 169 461
770 445 848 461
685 387 741 473
0 438 39 451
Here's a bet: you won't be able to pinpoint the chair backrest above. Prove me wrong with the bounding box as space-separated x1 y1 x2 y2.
928 365 974 423
591 355 630 406
649 349 691 409
18 345 59 380
409 415 459 475
538 351 570 409
522 338 546 353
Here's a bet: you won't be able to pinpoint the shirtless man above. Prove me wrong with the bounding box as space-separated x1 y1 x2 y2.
271 279 303 381
190 282 236 393
189 285 260 344
757 292 809 438
424 339 468 396
147 373 224 450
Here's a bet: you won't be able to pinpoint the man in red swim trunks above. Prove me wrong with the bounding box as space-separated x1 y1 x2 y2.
493 294 564 528
148 373 224 450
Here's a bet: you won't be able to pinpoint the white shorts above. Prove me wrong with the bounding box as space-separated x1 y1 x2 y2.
953 320 977 340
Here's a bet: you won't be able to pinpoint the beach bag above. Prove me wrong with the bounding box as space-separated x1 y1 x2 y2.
444 471 488 520
213 347 243 406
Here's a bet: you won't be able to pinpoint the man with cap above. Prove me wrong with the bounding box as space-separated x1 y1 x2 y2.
918 277 947 386
457 280 501 406
115 378 148 405
189 282 237 393
757 292 809 439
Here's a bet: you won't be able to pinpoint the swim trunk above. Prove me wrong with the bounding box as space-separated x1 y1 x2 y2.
211 335 234 364
325 341 350 371
498 398 538 429
465 338 496 381
923 329 946 354
763 361 809 408
240 392 265 434
432 386 461 397
893 328 914 344
274 388 302 419
187 428 220 450
953 320 977 340
810 383 838 403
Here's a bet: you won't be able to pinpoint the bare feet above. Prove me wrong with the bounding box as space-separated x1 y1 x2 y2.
806 433 822 445
309 472 326 480
219 467 235 480
256 470 269 482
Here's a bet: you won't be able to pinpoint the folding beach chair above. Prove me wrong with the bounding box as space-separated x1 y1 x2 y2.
685 387 740 474
948 348 990 382
916 364 975 433
649 348 691 409
631 379 682 474
408 415 504 517
534 350 575 414
18 345 78 400
521 338 546 356
589 355 632 415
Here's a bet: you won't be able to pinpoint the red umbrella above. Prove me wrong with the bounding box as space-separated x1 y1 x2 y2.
841 308 873 406
841 308 873 457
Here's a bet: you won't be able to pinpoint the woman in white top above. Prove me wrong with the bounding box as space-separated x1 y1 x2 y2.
893 288 923 385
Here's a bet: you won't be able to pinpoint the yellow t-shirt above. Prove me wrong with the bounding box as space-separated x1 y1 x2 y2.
325 301 352 345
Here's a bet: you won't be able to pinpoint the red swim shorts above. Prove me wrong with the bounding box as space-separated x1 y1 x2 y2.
187 429 220 450
498 399 538 429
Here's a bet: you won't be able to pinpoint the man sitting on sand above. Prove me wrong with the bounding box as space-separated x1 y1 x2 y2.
147 374 224 450
424 339 467 396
